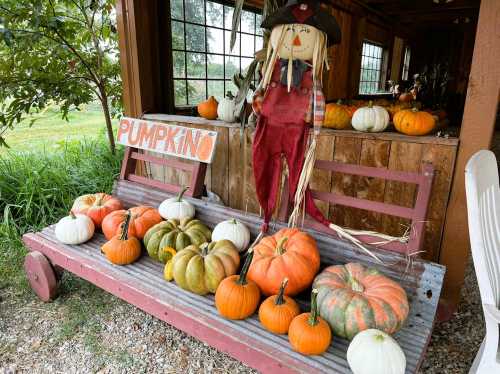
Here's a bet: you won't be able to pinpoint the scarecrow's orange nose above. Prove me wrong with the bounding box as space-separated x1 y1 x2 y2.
293 35 301 46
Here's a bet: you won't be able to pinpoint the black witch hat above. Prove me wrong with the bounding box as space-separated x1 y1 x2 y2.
261 0 341 45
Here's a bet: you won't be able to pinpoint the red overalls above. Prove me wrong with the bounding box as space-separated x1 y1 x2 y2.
253 63 330 232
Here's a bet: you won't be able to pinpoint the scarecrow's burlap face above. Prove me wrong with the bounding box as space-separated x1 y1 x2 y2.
270 23 322 61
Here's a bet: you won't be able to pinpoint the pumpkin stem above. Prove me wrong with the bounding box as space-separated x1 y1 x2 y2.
275 237 288 255
308 289 320 326
120 210 132 241
94 194 103 206
69 211 77 219
275 278 288 305
349 277 365 293
200 242 209 256
226 91 234 100
237 249 254 285
374 333 386 342
368 100 373 108
176 186 189 202
411 106 419 112
230 218 238 225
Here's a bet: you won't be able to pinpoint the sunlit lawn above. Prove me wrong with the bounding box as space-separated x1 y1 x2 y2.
2 102 118 153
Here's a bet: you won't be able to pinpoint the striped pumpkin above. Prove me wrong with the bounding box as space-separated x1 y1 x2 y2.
313 263 409 340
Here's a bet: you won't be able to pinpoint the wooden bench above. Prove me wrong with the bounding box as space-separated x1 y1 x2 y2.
22 147 445 373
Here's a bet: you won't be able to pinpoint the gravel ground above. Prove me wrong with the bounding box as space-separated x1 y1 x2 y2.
0 258 484 374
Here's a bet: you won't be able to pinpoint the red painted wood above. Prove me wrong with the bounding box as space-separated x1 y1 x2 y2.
131 152 195 171
24 251 58 302
127 174 190 196
22 233 321 374
190 162 207 197
119 147 138 180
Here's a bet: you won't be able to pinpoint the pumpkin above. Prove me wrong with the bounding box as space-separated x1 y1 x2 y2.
323 101 351 129
71 193 123 227
248 228 320 296
164 259 175 281
372 98 391 107
197 96 218 120
215 249 260 319
288 289 332 355
313 263 409 340
217 91 237 123
398 92 414 102
158 186 195 220
55 212 95 245
387 102 411 120
102 206 162 240
172 240 240 295
393 108 436 136
101 211 142 265
351 101 389 133
143 218 212 261
259 278 300 334
347 329 406 374
211 219 250 252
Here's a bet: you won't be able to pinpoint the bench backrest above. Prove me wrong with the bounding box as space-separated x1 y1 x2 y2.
278 160 435 255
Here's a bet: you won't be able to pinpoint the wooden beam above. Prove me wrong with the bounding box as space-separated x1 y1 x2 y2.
439 0 500 311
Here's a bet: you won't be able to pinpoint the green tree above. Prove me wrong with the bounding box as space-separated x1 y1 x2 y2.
0 0 121 153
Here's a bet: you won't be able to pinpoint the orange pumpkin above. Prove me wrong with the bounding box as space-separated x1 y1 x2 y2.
71 193 123 227
259 278 300 334
215 249 261 320
393 107 436 136
387 102 411 120
288 289 332 355
323 101 351 129
197 96 218 120
398 92 414 102
101 211 141 265
102 206 162 240
248 228 320 296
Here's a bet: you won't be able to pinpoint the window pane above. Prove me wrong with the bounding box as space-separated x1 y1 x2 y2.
255 36 263 52
256 14 263 35
224 6 235 30
225 31 240 55
208 80 225 101
171 0 183 20
173 51 185 78
174 80 187 106
186 24 206 52
185 0 205 24
187 53 206 78
207 54 224 78
241 57 254 74
225 56 239 78
207 27 223 54
187 80 207 104
206 1 223 27
241 34 254 57
241 11 255 34
171 21 185 50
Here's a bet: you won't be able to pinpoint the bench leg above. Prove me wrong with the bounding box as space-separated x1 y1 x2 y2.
24 251 58 302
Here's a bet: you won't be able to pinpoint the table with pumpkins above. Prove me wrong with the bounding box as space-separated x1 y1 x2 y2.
55 185 411 374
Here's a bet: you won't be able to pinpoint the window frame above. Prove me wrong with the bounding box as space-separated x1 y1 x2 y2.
358 40 388 95
401 45 411 81
170 0 263 108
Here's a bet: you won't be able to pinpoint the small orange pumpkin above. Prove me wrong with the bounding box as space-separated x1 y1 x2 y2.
101 211 141 265
215 249 261 320
102 206 162 240
323 101 351 129
387 102 411 120
197 96 218 120
393 107 436 136
288 289 332 355
71 193 123 227
259 278 300 334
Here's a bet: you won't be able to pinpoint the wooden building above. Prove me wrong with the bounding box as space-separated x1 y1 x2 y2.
116 0 500 316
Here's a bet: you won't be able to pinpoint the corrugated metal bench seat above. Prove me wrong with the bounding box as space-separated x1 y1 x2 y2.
23 179 445 374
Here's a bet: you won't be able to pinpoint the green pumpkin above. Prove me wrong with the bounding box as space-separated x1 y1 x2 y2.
172 240 240 295
143 218 212 262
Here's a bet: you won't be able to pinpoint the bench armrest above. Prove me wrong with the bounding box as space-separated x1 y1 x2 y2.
483 304 500 323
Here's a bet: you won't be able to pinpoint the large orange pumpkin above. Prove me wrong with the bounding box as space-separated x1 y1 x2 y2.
248 228 320 296
323 102 351 129
393 108 436 136
71 193 123 227
313 263 409 340
102 206 162 240
197 96 218 120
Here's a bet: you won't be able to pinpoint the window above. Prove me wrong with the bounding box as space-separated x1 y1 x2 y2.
359 41 386 95
170 0 263 107
402 46 411 81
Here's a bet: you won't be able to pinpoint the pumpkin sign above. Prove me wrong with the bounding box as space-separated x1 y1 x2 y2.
351 101 389 133
71 193 122 227
101 211 142 265
248 228 320 296
102 206 162 240
313 263 409 340
393 108 436 136
198 96 218 120
55 212 95 245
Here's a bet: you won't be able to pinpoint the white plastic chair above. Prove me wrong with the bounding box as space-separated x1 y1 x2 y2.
465 150 500 374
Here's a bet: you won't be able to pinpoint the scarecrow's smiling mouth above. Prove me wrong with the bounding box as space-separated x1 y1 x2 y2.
281 44 310 54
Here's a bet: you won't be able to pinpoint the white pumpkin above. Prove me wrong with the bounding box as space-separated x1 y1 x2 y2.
351 102 389 132
217 92 236 123
55 212 95 245
158 186 195 220
347 329 406 374
211 219 250 252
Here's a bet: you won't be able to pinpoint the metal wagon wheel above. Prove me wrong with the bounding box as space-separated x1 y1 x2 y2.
24 251 58 302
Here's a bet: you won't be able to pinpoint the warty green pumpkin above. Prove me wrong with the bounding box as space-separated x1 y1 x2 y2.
143 218 212 262
172 240 240 295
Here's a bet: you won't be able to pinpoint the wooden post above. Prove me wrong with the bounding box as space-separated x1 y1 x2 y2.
438 0 500 316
